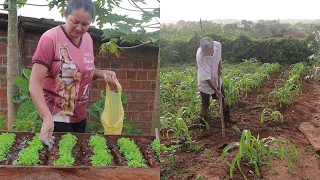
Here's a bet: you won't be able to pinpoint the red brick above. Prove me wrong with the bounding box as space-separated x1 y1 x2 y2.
127 71 137 80
1 99 7 109
146 92 155 102
128 102 139 111
141 81 151 90
148 71 157 80
141 112 153 120
125 91 134 101
0 41 7 45
98 81 106 89
0 88 6 97
30 46 37 55
0 45 6 56
135 91 146 102
111 59 121 68
1 57 7 65
153 59 158 69
91 81 98 89
119 80 130 90
116 70 127 79
133 60 142 69
130 81 140 90
137 71 148 80
24 57 33 67
139 102 149 111
149 102 154 111
121 59 133 68
151 81 157 89
143 60 153 69
132 112 141 121
100 59 111 68
0 30 7 36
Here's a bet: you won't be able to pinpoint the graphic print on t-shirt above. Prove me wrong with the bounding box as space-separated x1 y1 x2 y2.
54 43 82 117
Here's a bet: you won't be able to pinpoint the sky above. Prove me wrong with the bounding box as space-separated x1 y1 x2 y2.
0 0 159 30
161 0 320 23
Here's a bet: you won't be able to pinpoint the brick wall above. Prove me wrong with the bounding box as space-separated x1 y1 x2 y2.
0 28 158 134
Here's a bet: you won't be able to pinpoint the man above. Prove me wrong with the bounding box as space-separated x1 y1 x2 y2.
196 37 236 127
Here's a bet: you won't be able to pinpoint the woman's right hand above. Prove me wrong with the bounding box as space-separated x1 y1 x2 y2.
40 115 54 141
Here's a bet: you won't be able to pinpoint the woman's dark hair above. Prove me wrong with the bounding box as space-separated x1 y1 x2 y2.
65 0 96 21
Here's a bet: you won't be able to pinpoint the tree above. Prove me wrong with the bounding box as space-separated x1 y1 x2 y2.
3 0 160 134
3 0 19 130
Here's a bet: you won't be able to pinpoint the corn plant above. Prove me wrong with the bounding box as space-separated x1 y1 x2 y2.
268 62 306 108
260 108 284 124
221 129 300 179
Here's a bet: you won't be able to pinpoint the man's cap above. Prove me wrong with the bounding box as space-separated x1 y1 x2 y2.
200 37 213 51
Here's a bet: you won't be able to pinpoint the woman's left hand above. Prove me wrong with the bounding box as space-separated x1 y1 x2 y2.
103 70 117 84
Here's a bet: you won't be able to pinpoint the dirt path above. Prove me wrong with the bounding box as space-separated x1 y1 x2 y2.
161 69 320 180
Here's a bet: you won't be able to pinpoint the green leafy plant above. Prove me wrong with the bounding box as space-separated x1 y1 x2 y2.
0 133 16 161
122 123 144 135
88 134 113 166
53 133 78 166
268 62 306 108
150 139 160 162
260 108 284 124
0 114 6 130
117 137 147 168
13 133 43 166
221 129 300 179
12 68 42 132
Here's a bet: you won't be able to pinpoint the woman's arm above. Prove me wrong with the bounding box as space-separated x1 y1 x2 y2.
93 69 117 83
29 63 54 141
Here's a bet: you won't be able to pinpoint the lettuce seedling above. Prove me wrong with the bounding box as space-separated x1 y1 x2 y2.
117 137 147 168
88 134 113 166
0 133 16 161
53 133 77 166
150 139 160 162
13 133 43 166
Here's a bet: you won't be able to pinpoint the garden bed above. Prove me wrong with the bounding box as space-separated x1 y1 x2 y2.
0 131 160 180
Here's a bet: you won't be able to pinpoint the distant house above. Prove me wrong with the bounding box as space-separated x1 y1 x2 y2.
0 13 158 134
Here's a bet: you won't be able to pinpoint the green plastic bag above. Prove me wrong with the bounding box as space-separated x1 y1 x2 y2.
100 80 124 135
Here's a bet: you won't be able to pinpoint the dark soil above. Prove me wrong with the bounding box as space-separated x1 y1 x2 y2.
160 68 320 179
0 132 33 165
0 132 159 169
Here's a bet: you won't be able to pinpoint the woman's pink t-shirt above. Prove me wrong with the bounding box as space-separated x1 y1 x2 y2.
32 25 95 123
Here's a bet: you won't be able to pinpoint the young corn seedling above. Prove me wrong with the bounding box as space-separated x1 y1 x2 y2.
221 129 299 180
260 108 284 124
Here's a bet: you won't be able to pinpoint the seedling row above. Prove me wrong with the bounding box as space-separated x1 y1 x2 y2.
0 131 160 168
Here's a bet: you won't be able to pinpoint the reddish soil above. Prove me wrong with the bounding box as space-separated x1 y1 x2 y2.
161 68 320 179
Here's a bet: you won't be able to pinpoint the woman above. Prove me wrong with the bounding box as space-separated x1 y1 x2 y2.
29 0 117 142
